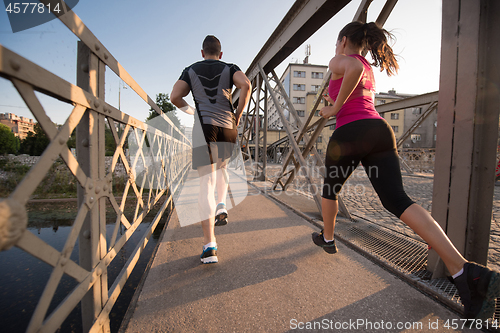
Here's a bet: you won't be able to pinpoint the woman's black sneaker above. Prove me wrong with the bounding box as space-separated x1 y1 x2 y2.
453 262 500 320
312 229 338 254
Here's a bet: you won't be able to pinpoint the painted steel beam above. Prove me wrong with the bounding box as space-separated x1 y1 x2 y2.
375 91 438 114
429 0 500 275
246 0 352 81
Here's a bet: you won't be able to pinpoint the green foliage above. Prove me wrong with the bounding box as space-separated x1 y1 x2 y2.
0 158 31 197
0 123 19 154
33 160 77 197
0 155 130 199
67 129 76 150
146 93 182 129
0 157 78 198
105 127 116 156
19 123 50 156
64 126 120 157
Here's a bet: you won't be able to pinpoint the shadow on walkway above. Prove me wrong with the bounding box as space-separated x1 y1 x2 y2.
123 178 478 333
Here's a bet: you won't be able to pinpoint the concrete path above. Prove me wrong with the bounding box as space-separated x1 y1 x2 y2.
123 175 477 332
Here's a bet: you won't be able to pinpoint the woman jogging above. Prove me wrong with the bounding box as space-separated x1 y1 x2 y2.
312 21 500 321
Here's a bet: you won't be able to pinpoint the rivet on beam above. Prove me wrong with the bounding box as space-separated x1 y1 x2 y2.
60 257 68 266
9 60 20 71
95 43 100 51
81 63 89 73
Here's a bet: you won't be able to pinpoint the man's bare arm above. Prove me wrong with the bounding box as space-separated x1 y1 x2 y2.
232 71 252 126
171 80 194 115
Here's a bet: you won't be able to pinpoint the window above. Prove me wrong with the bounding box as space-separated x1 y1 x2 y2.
378 99 386 105
293 71 306 78
392 126 399 133
411 134 421 142
293 84 306 91
297 110 305 117
315 110 320 116
390 113 399 120
330 125 336 130
293 97 305 104
317 149 322 154
317 136 323 143
413 107 422 115
311 72 324 79
311 85 321 92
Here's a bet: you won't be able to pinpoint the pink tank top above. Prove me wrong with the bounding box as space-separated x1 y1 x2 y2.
328 54 382 128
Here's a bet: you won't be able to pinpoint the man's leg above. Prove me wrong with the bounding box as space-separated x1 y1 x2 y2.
216 158 229 204
197 163 216 244
214 158 229 226
214 138 234 226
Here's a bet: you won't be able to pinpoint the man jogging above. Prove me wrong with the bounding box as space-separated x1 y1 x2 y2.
171 35 251 264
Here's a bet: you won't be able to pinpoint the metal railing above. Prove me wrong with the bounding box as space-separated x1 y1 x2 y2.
0 4 191 333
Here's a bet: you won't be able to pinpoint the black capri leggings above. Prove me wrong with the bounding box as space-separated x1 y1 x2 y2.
322 118 414 218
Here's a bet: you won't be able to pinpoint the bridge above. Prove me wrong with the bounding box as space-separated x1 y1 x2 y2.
0 0 500 332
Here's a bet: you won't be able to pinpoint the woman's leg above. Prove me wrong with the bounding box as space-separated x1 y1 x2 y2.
359 120 466 274
354 120 497 320
318 123 362 252
322 198 339 240
364 149 466 275
400 204 466 275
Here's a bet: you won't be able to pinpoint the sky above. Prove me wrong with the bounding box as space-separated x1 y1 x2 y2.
0 0 442 128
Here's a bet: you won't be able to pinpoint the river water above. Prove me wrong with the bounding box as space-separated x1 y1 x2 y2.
0 199 169 333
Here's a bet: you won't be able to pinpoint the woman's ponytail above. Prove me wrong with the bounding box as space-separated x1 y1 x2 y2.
338 21 399 76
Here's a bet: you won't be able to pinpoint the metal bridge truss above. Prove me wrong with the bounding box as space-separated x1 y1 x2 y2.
237 0 500 277
238 0 398 219
1 0 499 331
0 2 191 332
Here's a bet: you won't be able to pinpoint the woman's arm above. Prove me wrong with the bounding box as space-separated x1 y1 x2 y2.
320 55 364 119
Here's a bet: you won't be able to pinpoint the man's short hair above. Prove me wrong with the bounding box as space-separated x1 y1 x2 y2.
202 35 221 56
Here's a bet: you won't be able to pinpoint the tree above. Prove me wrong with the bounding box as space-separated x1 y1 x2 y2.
146 93 182 130
19 123 50 156
0 123 19 154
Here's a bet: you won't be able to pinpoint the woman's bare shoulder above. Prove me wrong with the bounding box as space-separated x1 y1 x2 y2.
329 55 362 79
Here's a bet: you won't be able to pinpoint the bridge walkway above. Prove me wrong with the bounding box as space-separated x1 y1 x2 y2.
122 172 474 332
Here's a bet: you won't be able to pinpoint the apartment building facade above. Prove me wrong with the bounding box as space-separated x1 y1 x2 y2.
375 90 409 141
0 113 35 140
375 90 438 148
265 64 439 160
267 63 331 157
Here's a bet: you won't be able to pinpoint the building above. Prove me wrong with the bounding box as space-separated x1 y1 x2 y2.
375 89 412 141
182 126 193 144
375 90 438 148
402 104 438 148
267 62 331 157
0 113 35 140
264 64 439 160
